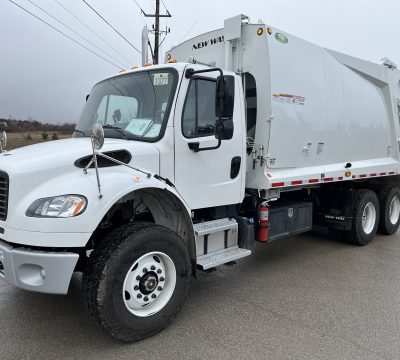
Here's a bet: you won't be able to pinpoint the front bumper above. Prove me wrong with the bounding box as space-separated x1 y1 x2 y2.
0 240 79 294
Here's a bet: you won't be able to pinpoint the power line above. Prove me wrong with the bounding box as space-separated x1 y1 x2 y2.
160 0 169 13
82 0 141 55
132 0 150 26
23 0 128 68
52 0 132 66
7 0 121 69
133 0 144 13
179 19 199 43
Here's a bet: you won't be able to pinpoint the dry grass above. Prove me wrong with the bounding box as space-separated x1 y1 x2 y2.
8 131 72 150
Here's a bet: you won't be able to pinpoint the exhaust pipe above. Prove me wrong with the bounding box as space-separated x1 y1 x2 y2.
142 26 149 66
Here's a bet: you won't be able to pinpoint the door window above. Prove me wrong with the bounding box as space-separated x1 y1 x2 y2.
182 79 218 138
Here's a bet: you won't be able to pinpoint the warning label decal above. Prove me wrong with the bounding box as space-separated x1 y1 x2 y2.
272 93 305 106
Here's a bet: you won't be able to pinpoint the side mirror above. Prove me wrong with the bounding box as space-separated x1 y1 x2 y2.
215 75 235 119
86 94 90 102
215 119 234 140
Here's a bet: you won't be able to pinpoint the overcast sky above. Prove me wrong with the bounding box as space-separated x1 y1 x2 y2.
1 0 400 124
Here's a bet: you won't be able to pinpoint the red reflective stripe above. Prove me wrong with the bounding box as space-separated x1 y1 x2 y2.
338 177 344 181
309 179 319 184
272 182 285 188
380 173 387 176
291 180 303 185
324 178 334 182
370 173 377 177
352 176 356 179
389 172 396 175
360 174 367 178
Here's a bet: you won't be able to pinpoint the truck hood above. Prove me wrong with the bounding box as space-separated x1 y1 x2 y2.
0 137 160 176
0 137 161 237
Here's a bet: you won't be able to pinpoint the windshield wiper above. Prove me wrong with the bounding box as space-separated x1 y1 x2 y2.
73 129 86 137
141 119 155 138
102 124 129 140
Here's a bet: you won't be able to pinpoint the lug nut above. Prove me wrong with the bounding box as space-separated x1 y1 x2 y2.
157 286 163 291
143 268 148 273
136 275 141 281
151 265 156 271
134 285 139 291
152 294 157 299
137 294 142 299
144 296 149 302
157 269 162 274
160 277 165 282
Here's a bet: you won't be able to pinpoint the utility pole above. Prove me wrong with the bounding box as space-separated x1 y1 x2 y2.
142 0 171 64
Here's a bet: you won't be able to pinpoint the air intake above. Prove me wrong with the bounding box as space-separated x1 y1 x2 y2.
74 150 132 169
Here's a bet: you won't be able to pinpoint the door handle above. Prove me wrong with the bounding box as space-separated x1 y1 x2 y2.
230 157 241 179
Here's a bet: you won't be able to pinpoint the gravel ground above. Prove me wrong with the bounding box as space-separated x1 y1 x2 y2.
1 229 400 360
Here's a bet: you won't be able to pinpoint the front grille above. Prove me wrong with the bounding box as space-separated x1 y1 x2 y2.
0 172 9 221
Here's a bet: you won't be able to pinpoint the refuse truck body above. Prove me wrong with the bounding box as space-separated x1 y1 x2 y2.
0 15 400 342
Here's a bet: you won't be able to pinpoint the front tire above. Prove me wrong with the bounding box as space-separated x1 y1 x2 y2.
342 189 379 246
82 223 191 342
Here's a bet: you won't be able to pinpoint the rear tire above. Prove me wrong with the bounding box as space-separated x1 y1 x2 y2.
82 223 191 342
378 185 400 235
342 189 379 246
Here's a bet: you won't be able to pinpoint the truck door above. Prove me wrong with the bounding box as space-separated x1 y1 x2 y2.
174 70 245 210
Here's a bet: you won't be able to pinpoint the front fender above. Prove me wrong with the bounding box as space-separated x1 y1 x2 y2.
4 166 192 248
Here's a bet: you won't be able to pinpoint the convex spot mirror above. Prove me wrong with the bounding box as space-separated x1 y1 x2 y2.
0 131 7 152
92 123 104 151
215 75 235 120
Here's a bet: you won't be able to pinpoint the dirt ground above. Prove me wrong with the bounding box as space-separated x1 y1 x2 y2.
8 131 72 150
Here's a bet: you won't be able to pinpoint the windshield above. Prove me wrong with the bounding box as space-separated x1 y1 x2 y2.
75 69 178 141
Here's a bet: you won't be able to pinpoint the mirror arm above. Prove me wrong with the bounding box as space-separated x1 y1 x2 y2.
188 139 222 153
90 136 103 199
95 152 152 178
185 67 223 79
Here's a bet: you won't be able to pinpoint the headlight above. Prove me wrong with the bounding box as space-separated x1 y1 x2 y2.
26 195 87 218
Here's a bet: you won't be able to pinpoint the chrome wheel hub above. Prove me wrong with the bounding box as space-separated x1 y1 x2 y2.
389 196 400 225
122 252 176 317
362 202 376 235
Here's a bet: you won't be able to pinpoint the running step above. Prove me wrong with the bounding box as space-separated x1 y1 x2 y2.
193 218 237 236
197 246 251 270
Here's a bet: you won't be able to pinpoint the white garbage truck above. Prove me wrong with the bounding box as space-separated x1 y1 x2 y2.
1 14 400 341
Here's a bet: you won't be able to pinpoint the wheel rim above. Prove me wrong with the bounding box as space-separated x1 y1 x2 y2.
362 202 376 235
389 196 400 225
122 252 176 318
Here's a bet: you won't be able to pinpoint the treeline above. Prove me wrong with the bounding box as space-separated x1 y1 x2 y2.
0 118 75 133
